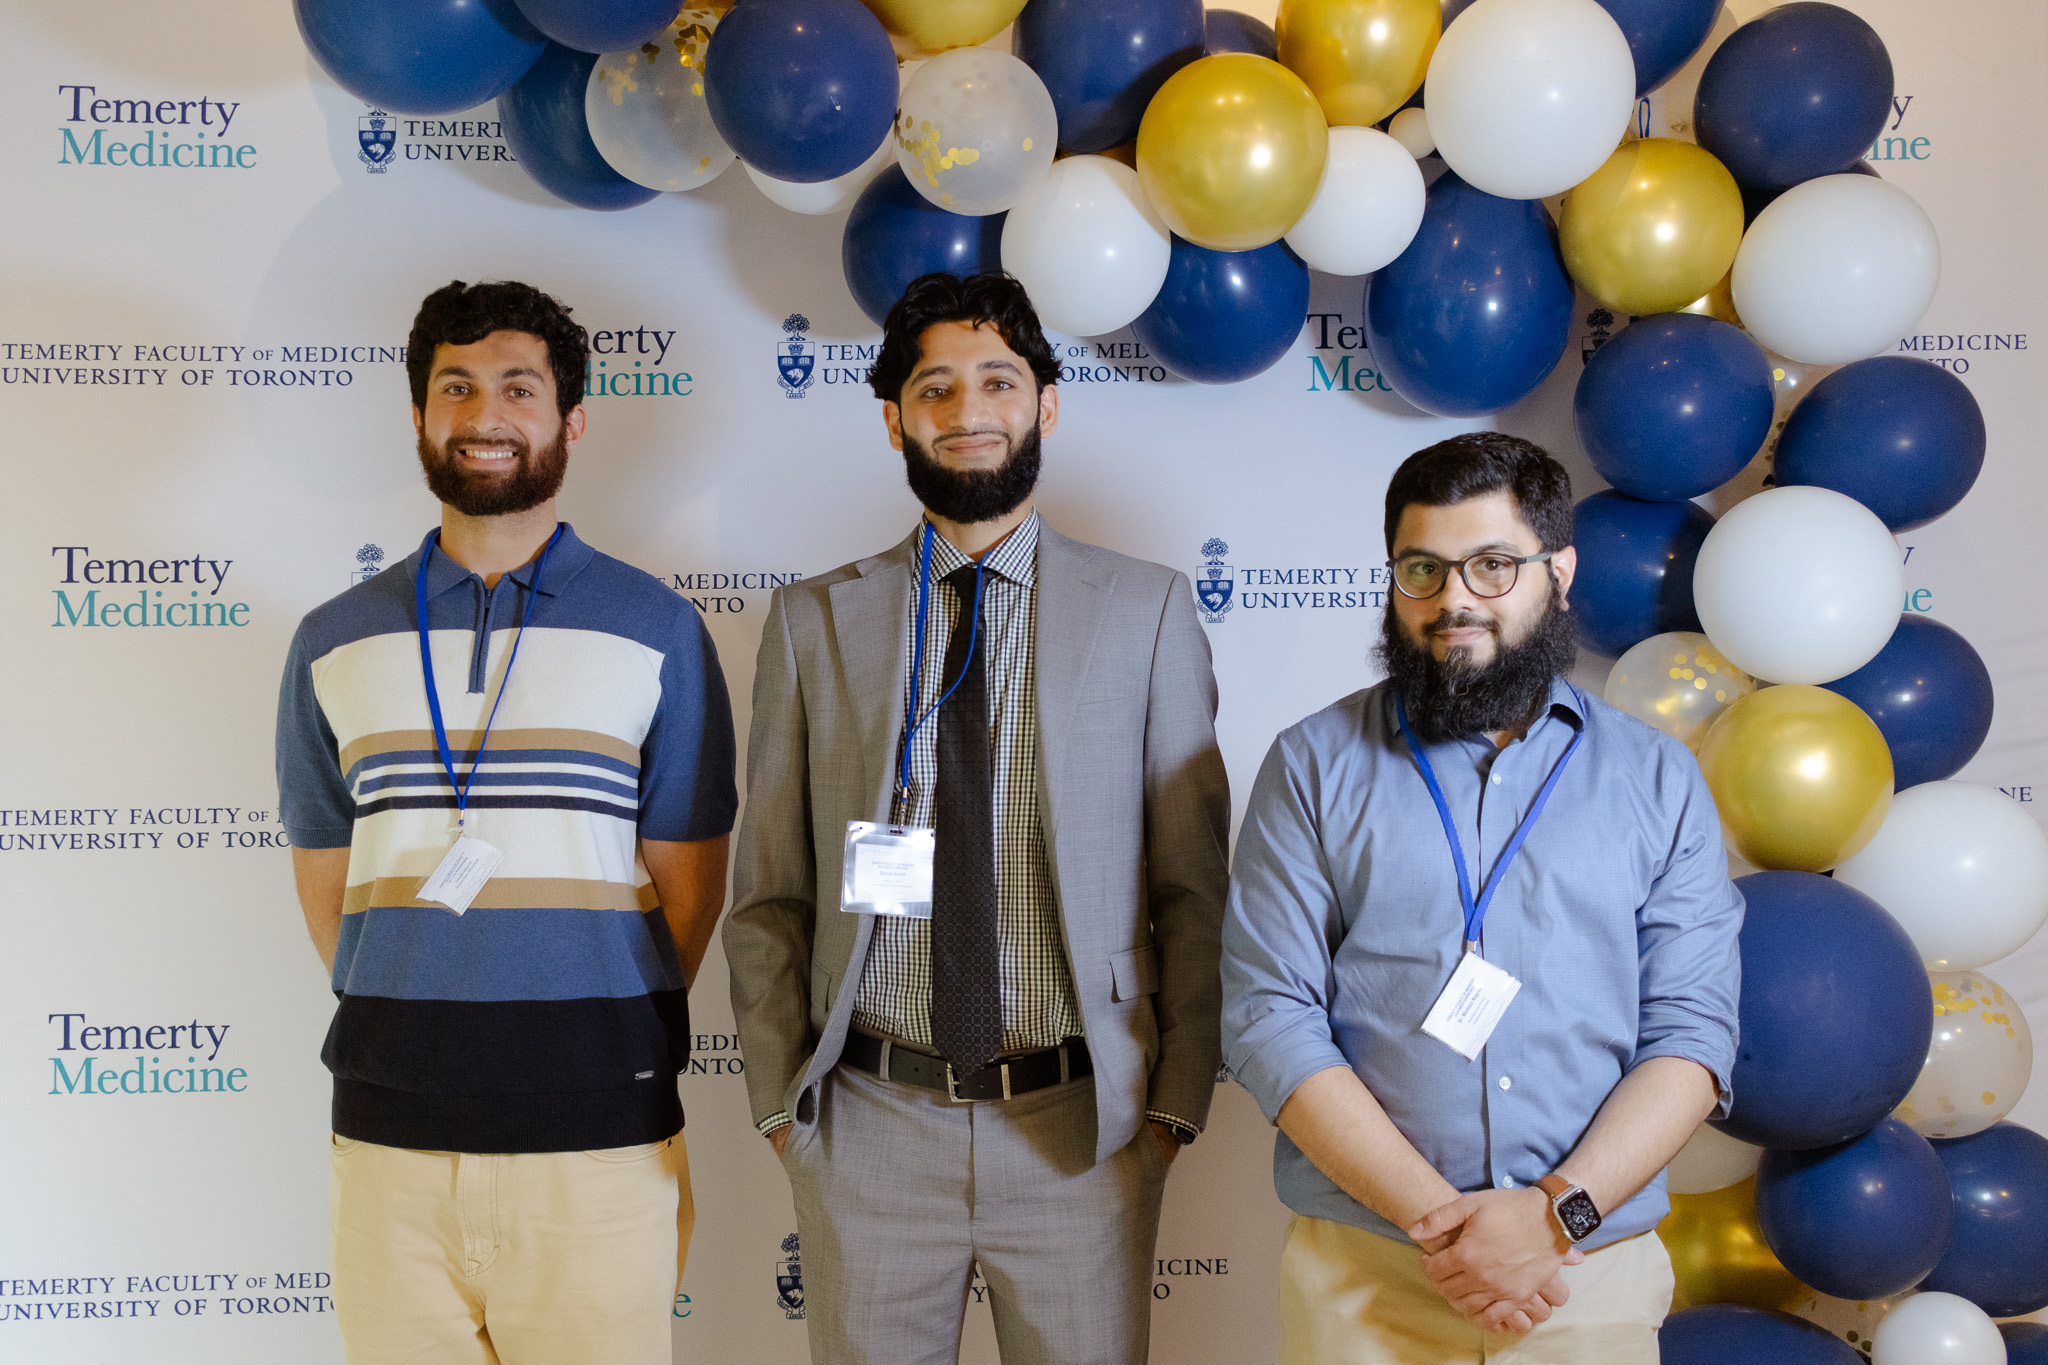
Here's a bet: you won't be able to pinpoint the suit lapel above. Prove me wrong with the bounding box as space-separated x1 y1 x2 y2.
827 533 917 823
1035 524 1113 842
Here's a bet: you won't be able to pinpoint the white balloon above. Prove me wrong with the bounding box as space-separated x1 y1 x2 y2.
1837 781 2048 972
745 133 895 215
1423 0 1636 199
1388 106 1434 159
894 47 1057 216
1732 175 1941 366
1284 127 1426 276
1692 485 1903 684
1667 1122 1762 1195
1000 155 1171 337
585 8 734 193
1870 1292 2008 1365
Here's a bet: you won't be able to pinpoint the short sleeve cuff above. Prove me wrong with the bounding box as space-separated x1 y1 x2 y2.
285 824 355 850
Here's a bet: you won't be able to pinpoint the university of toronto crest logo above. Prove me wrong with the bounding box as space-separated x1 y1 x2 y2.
776 1231 804 1318
1196 538 1235 623
358 111 396 172
352 543 386 585
778 314 816 398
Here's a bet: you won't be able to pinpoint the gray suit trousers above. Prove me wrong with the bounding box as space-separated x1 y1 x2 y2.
781 1063 1168 1365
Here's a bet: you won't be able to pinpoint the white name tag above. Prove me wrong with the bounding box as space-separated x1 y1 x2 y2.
416 834 503 916
841 821 934 918
1421 951 1522 1060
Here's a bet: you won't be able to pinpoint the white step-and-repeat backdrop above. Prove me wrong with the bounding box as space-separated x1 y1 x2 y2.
2 0 2041 1360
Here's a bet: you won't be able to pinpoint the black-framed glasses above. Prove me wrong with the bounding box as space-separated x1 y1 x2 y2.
1388 550 1555 600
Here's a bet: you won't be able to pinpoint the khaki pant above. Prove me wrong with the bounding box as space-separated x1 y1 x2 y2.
1278 1214 1673 1365
329 1133 693 1365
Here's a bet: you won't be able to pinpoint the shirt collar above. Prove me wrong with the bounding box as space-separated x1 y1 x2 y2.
919 509 1040 587
1386 674 1588 747
413 521 593 599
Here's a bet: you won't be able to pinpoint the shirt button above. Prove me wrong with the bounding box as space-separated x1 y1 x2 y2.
1498 1076 1512 1090
1490 773 1502 785
1501 1175 1516 1188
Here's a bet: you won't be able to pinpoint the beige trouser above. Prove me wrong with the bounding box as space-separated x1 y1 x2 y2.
1278 1214 1673 1365
329 1132 694 1365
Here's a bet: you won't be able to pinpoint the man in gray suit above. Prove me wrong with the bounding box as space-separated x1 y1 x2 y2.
725 271 1229 1365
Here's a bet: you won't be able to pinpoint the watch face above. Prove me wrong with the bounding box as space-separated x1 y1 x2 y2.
1556 1189 1602 1242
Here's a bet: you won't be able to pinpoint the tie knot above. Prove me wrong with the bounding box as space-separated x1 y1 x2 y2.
943 563 982 593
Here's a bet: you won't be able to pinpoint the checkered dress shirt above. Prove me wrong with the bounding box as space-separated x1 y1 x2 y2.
757 512 1194 1138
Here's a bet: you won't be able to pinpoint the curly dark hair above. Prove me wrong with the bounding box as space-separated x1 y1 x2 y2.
868 272 1060 403
1384 432 1574 557
406 280 589 420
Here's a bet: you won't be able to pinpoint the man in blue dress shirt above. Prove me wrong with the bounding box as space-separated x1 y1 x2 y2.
1221 433 1743 1363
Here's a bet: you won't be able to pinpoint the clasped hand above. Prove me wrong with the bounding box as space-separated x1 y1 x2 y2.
1406 1188 1585 1335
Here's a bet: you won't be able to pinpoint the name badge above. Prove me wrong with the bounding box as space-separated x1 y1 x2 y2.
1420 951 1522 1060
840 821 934 918
417 834 503 916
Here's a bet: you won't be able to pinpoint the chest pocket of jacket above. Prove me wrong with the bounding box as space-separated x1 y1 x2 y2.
1109 945 1160 1002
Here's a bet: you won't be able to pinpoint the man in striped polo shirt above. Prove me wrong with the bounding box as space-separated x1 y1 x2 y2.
276 280 735 1364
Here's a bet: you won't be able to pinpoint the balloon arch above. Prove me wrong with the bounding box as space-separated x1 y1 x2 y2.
292 0 2047 1358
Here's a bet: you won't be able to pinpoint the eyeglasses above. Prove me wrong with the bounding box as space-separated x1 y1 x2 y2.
1388 550 1556 600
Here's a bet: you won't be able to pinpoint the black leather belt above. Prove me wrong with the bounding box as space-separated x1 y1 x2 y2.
840 1027 1091 1102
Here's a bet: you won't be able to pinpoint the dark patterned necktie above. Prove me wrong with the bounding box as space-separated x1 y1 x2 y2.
930 563 1001 1078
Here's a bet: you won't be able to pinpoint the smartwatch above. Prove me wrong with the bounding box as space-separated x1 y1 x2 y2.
1536 1173 1602 1244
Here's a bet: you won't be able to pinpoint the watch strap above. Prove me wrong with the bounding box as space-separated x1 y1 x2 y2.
1536 1172 1574 1200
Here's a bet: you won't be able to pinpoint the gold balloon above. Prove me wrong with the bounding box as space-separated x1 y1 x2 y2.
1275 0 1440 127
1659 1177 1805 1312
1606 631 1759 752
1681 269 1742 328
1696 685 1894 873
857 0 1028 60
1136 55 1329 252
1559 139 1745 316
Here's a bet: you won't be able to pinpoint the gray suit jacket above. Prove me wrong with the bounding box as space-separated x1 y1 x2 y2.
724 521 1230 1164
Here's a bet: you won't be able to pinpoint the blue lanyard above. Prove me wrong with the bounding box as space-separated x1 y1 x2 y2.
894 521 985 823
1394 688 1587 953
415 524 563 830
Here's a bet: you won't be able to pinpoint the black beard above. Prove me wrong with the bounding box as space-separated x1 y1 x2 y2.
902 423 1041 525
1375 581 1579 743
417 424 569 517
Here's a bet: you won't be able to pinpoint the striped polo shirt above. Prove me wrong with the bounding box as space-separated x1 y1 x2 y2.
276 523 736 1152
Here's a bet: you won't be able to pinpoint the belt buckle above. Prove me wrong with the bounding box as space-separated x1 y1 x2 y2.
945 1061 1011 1103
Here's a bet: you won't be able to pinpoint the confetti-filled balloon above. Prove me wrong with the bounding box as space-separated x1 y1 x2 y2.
1605 632 1757 751
585 9 734 193
1895 970 2033 1140
893 48 1057 216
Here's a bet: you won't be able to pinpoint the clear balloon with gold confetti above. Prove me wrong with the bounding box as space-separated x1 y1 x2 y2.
893 47 1057 216
1605 631 1758 751
585 8 736 193
1894 970 2034 1140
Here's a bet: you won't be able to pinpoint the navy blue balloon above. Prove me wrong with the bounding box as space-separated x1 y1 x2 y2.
1575 315 1773 501
1593 0 1719 96
1823 616 1993 790
1713 872 1935 1150
295 0 546 116
1695 3 1894 189
499 44 659 210
705 0 897 183
2004 1323 2048 1365
1016 0 1205 153
1776 357 1986 533
1924 1123 2048 1318
1568 492 1712 656
1131 238 1309 385
842 167 1006 329
1203 8 1277 59
1757 1119 1954 1299
1365 172 1574 417
1740 159 1878 226
1661 1306 1862 1365
512 0 676 53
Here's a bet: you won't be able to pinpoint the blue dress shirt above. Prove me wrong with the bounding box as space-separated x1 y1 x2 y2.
1221 678 1743 1250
